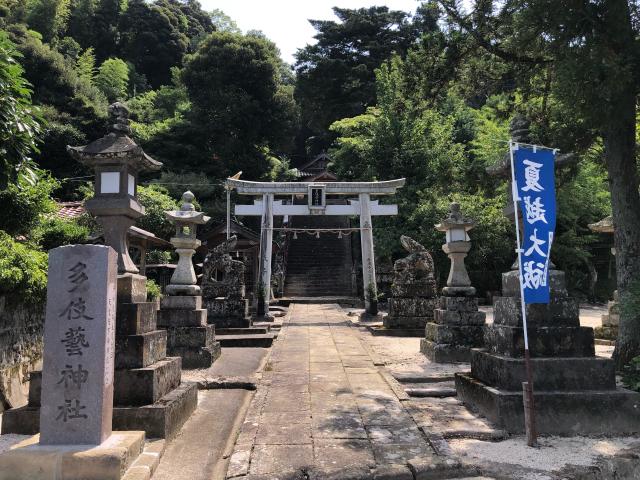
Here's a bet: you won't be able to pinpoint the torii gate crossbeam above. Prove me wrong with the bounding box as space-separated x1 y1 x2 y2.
226 178 405 315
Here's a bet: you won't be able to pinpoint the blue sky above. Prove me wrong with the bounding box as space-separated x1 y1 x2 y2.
199 1 425 64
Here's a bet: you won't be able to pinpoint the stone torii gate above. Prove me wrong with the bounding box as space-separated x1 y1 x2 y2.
226 178 405 314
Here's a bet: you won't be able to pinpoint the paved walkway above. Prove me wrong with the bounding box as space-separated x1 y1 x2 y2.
226 303 447 479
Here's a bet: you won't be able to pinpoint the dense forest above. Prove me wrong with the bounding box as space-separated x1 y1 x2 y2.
1 1 640 367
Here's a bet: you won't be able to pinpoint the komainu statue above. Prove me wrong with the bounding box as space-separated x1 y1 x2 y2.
383 235 437 330
202 235 246 301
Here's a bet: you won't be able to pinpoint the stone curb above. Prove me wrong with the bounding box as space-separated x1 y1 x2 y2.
379 368 410 401
195 375 258 390
121 438 166 480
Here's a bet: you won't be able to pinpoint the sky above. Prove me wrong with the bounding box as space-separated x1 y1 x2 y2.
199 1 424 64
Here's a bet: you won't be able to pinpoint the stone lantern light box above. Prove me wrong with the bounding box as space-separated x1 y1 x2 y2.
67 102 162 274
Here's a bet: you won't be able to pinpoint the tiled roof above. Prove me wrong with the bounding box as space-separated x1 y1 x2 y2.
57 201 86 219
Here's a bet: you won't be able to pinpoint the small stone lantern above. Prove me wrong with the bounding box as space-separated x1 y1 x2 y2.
435 202 475 296
67 103 162 274
164 191 210 295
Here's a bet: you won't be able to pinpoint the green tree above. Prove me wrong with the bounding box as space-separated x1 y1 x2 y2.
25 0 71 43
181 31 298 178
75 46 95 83
294 6 431 153
95 57 129 101
209 8 240 33
437 0 640 367
0 31 43 189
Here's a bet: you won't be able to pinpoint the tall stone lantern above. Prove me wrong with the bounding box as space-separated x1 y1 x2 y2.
164 191 210 295
67 103 162 274
435 202 475 296
421 203 486 363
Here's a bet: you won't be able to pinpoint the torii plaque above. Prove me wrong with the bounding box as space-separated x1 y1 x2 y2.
226 178 405 314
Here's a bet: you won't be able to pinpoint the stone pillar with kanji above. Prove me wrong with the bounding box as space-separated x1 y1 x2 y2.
421 203 485 362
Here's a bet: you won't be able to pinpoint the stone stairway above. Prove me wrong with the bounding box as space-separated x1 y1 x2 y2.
284 215 354 297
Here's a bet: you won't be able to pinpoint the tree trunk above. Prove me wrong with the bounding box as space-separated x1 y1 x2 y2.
604 92 640 369
600 0 640 369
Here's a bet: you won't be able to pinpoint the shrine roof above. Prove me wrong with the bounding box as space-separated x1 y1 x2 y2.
226 178 405 195
588 215 614 233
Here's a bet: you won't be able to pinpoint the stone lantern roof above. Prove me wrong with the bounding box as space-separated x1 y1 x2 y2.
435 202 475 233
165 191 210 225
588 215 614 234
67 102 162 172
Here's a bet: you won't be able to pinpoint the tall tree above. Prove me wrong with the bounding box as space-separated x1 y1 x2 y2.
438 0 640 367
294 6 429 153
181 31 298 177
0 31 42 188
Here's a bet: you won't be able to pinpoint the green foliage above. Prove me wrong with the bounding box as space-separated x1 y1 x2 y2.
181 30 298 177
95 57 128 101
0 231 48 300
209 8 240 34
75 46 95 82
25 0 71 43
0 30 43 189
0 168 58 236
135 184 178 240
622 356 640 392
33 216 89 250
145 278 161 300
146 248 171 265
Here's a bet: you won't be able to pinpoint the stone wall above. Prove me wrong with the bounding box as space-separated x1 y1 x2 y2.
0 295 44 413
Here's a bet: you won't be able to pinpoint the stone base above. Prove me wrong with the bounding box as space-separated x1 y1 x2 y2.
118 274 147 304
113 381 197 439
0 431 144 480
115 357 182 406
388 297 437 318
594 325 618 340
167 342 221 369
383 315 431 329
204 298 249 327
484 324 595 357
455 372 640 435
165 284 200 296
2 381 198 440
420 339 472 363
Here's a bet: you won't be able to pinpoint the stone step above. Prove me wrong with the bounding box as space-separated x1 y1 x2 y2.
393 372 458 383
405 381 457 398
218 334 276 348
216 327 270 335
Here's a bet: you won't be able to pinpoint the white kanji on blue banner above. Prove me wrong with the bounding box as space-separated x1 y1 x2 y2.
513 146 556 304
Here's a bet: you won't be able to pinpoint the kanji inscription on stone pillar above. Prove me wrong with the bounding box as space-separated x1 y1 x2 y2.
39 245 117 445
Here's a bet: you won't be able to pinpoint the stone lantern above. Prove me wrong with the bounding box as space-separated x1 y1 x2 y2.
164 191 210 295
67 102 162 274
421 202 486 363
435 202 475 296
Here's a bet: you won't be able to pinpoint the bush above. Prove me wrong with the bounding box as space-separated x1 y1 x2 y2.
146 278 162 301
622 356 640 392
0 171 58 236
0 231 48 300
34 217 90 251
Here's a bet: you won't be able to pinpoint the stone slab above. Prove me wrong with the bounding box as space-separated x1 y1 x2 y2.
391 283 437 298
0 431 144 480
437 296 478 311
484 324 595 358
204 298 249 321
493 295 580 327
0 405 40 434
420 340 473 363
433 309 485 326
388 298 436 318
425 323 484 345
118 274 147 304
113 381 197 439
157 309 207 328
383 316 431 329
167 342 221 369
166 325 215 348
115 330 167 369
160 296 201 311
469 349 616 391
114 357 182 406
455 372 640 435
40 244 117 446
117 302 157 336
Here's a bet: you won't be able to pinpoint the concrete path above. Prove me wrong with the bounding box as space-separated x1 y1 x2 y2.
226 303 462 479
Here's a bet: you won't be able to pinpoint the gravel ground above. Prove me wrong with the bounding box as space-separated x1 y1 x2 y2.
449 436 638 476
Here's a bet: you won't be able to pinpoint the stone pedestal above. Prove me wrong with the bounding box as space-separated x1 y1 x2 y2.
594 292 619 340
455 269 640 435
3 275 197 439
0 431 145 480
157 295 221 369
205 297 251 328
383 236 437 330
421 295 486 363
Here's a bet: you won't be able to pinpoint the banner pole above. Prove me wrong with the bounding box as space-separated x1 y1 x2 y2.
509 140 538 447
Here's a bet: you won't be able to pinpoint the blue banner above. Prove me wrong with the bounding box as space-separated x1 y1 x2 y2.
513 146 556 304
